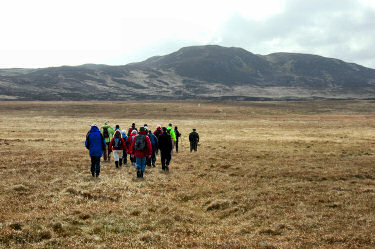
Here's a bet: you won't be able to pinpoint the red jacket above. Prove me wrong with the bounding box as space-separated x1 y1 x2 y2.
126 134 135 153
130 131 152 157
109 137 126 151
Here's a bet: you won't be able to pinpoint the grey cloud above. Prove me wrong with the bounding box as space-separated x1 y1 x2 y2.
214 0 375 68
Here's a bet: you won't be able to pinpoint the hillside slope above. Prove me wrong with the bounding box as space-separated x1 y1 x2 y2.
1 45 375 100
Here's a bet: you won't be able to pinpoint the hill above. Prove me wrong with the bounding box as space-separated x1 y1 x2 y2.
1 45 375 100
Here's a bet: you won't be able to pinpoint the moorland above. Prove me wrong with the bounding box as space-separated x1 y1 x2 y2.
0 100 374 248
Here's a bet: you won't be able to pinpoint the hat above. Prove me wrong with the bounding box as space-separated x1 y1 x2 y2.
169 123 172 126
193 128 196 131
115 124 120 129
162 127 167 132
140 126 145 132
131 130 137 134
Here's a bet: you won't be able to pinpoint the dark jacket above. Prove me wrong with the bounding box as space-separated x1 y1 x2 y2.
85 126 106 157
148 132 158 150
174 128 181 141
158 132 172 153
189 131 199 143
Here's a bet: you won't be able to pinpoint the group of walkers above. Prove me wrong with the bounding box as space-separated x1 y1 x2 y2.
85 122 199 179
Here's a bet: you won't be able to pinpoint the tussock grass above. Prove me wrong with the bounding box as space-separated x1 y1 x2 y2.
0 100 375 248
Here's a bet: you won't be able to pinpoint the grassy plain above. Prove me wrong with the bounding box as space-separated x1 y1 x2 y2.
0 100 375 248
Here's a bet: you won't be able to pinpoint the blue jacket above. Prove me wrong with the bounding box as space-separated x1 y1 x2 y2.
85 126 106 157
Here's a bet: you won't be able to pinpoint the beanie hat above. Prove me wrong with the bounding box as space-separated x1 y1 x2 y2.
140 126 145 132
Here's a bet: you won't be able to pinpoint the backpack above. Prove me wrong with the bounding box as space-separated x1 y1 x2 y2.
113 138 122 149
154 129 161 138
103 127 109 138
148 133 157 145
134 134 146 151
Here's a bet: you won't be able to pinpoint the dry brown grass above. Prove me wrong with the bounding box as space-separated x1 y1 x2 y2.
0 100 375 248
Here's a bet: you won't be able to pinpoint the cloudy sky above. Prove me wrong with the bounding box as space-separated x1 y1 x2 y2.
1 0 374 69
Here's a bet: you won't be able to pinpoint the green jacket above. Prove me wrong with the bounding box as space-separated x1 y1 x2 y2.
100 124 115 143
167 126 176 142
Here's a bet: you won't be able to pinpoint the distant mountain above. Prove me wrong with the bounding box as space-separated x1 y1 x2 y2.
1 45 375 100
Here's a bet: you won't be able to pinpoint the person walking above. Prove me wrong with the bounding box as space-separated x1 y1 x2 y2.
100 122 115 161
189 128 199 152
167 123 176 153
147 128 158 167
153 125 163 154
85 124 106 177
121 129 128 165
158 127 172 172
174 126 181 153
130 127 152 178
127 130 137 166
109 130 126 168
127 123 138 136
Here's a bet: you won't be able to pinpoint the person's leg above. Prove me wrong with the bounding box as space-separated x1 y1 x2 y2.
140 157 146 177
118 150 123 167
152 149 156 167
123 150 127 164
107 143 111 161
176 140 179 153
135 157 142 177
112 150 117 167
90 156 95 177
161 152 166 170
166 153 171 171
190 142 193 152
194 142 198 151
95 156 101 177
103 145 108 160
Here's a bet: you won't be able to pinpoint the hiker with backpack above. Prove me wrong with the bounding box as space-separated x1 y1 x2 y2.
153 125 163 154
109 130 126 168
121 129 128 165
130 127 152 178
147 128 158 167
167 123 177 153
85 124 107 177
174 126 181 153
189 128 199 152
158 127 173 172
127 130 137 166
100 123 115 161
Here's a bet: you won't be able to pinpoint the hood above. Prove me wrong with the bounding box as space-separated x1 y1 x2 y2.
90 125 100 133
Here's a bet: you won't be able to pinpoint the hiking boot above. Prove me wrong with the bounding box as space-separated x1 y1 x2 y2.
115 161 119 168
119 159 122 167
137 169 141 178
140 171 144 178
152 162 155 167
165 166 169 172
91 172 95 177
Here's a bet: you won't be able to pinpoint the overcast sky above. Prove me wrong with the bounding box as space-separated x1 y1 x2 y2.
1 0 374 69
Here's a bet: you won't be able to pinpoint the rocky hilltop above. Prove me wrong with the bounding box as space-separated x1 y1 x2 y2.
1 45 375 100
